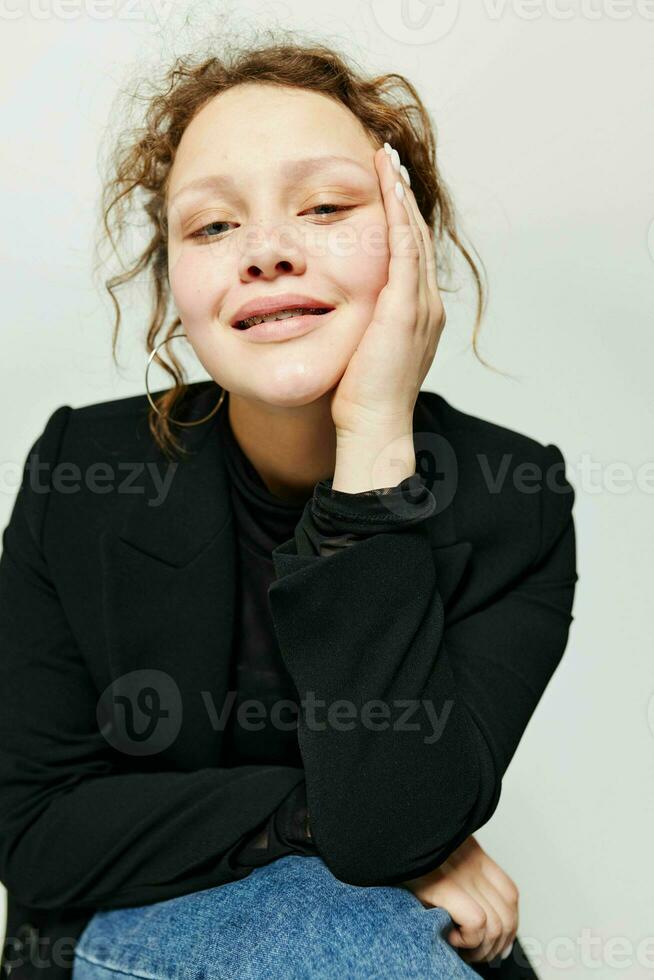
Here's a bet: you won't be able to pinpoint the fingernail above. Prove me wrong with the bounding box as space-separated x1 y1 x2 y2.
383 142 393 155
399 164 411 187
500 942 514 961
391 148 401 172
394 180 405 201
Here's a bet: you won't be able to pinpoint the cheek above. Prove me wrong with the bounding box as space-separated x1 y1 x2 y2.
330 212 390 309
342 251 388 306
168 245 228 319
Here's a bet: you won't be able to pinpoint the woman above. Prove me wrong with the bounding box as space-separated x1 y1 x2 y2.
0 40 577 980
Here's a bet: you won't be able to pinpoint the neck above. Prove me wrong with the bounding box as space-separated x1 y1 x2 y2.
225 390 338 504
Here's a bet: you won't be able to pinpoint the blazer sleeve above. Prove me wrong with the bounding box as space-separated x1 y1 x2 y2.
233 480 430 867
267 445 578 887
0 408 307 911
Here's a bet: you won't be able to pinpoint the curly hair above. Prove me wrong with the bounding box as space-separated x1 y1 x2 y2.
96 34 490 461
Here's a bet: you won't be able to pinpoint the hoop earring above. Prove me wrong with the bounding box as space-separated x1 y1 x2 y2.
145 332 226 427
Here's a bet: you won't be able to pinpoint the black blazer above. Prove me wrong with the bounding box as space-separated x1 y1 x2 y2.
0 381 577 980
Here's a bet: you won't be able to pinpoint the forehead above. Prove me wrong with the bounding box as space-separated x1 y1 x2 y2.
167 83 377 202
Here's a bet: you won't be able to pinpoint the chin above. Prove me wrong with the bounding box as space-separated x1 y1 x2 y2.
232 364 345 409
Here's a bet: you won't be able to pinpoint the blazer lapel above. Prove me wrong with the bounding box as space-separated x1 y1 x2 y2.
100 383 235 767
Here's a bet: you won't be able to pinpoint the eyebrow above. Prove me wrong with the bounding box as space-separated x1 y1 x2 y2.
169 155 372 206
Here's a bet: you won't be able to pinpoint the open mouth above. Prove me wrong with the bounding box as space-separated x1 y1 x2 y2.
233 307 334 330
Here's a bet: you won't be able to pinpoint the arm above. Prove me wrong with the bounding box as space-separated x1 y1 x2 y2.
267 442 577 887
0 412 306 910
233 477 429 868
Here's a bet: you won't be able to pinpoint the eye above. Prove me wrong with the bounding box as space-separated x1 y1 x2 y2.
190 220 233 242
304 204 354 218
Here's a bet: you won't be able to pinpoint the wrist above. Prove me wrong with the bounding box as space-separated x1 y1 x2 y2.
333 427 415 494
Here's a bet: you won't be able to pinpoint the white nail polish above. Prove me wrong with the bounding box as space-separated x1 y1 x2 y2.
383 142 392 155
500 942 514 960
391 148 401 172
399 164 411 187
394 180 404 201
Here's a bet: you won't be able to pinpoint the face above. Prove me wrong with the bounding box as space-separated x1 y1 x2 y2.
165 83 391 408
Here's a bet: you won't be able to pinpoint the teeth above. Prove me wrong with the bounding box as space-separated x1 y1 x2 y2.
237 307 330 329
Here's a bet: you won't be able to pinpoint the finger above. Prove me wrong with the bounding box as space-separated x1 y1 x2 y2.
480 861 520 958
398 169 446 331
483 861 521 916
428 883 487 952
385 144 428 311
373 145 420 321
455 879 511 964
396 160 437 281
472 875 517 962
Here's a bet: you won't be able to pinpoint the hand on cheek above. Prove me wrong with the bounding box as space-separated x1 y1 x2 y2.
329 142 447 439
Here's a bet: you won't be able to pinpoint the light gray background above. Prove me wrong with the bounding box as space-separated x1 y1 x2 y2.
1 2 653 977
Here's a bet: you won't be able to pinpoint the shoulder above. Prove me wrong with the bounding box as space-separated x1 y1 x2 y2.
30 381 218 466
8 390 161 546
417 388 573 485
416 389 575 565
417 388 559 459
37 389 155 458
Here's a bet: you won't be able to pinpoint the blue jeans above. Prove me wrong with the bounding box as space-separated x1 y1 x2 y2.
72 855 482 979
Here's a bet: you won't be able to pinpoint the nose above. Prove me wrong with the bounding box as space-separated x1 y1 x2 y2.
237 221 308 280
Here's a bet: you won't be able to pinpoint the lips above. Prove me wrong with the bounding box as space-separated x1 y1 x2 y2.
230 294 335 329
234 308 333 331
